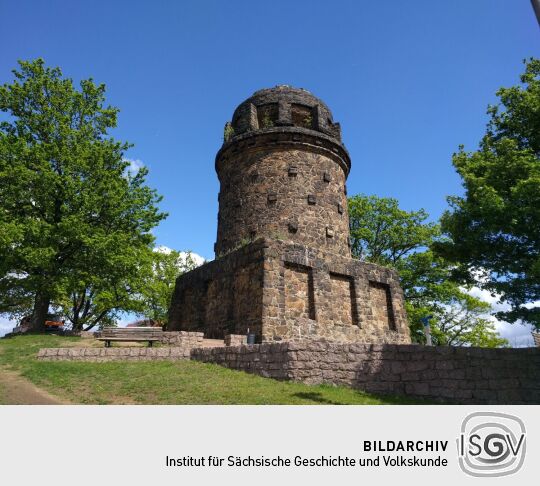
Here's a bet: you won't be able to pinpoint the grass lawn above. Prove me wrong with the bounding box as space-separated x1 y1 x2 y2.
0 335 425 405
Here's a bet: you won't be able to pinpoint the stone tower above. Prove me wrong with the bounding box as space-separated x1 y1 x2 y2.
215 86 350 258
168 86 411 345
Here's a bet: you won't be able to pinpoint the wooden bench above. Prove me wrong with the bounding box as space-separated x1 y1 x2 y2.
97 327 163 347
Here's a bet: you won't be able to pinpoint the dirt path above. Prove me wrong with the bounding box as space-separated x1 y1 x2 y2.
0 368 67 405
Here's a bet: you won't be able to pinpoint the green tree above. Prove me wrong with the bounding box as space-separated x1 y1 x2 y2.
139 249 201 326
0 275 34 322
55 244 154 331
436 59 540 329
0 59 166 331
348 195 439 265
348 194 508 347
431 295 506 348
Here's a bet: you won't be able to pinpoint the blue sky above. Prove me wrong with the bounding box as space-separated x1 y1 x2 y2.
1 0 538 258
0 1 539 341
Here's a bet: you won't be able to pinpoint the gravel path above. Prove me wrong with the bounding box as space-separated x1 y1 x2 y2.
0 368 66 405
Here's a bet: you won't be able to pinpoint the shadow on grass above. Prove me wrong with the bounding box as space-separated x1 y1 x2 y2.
292 390 434 405
292 392 346 405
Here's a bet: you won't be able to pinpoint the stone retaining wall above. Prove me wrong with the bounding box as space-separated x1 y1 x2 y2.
36 332 205 362
192 342 290 379
191 341 540 404
37 347 192 361
37 339 540 404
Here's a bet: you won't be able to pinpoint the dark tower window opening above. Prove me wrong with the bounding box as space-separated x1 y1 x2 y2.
291 104 315 129
257 103 278 128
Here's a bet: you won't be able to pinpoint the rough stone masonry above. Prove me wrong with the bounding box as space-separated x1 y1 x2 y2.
190 341 540 405
38 338 540 404
168 86 411 344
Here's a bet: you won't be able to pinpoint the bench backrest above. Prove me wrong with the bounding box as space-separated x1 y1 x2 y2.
100 327 163 338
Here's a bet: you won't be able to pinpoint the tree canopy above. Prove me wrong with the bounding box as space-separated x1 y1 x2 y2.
436 58 540 330
0 59 167 330
349 195 439 265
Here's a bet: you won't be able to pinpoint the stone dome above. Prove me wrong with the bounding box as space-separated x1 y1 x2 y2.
226 85 342 143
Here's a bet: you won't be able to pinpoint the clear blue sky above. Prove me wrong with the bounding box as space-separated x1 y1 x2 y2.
1 0 538 260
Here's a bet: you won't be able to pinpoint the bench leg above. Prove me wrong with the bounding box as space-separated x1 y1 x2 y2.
148 341 153 348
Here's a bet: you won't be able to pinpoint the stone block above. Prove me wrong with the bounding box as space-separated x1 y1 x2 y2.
472 389 498 402
391 361 407 373
405 382 430 396
490 378 520 389
435 360 454 370
400 372 420 382
405 361 429 372
497 389 523 403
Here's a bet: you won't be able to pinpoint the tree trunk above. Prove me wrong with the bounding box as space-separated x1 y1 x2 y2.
30 292 50 332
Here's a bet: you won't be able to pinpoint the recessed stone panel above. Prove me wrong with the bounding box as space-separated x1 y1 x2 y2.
329 273 357 326
284 262 315 320
369 281 396 330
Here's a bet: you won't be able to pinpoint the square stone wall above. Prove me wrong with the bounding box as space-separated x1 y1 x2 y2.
168 240 266 338
261 239 410 343
168 238 410 344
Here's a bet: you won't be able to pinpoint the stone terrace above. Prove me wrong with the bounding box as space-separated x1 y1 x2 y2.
37 337 540 405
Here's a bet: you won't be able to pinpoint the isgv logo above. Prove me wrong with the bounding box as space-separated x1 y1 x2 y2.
457 411 526 477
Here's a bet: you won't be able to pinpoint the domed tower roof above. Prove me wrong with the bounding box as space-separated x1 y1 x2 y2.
219 85 350 174
226 85 343 144
248 85 332 111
